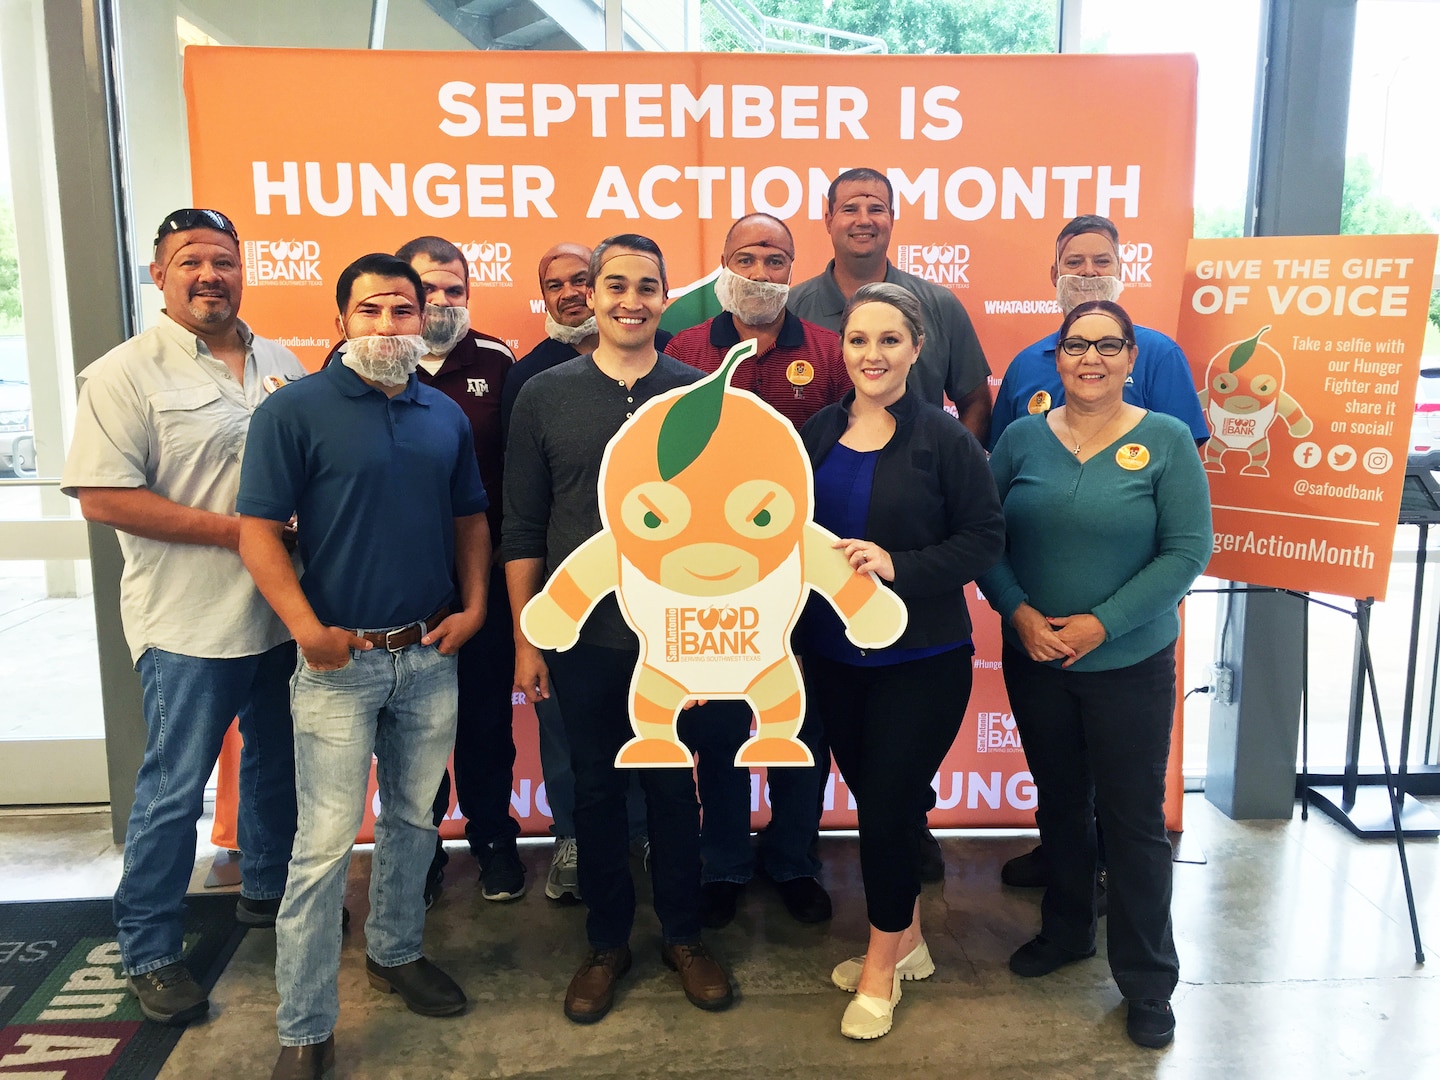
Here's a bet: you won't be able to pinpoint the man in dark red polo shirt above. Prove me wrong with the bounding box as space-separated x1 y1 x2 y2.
664 213 847 930
396 236 526 905
665 214 848 427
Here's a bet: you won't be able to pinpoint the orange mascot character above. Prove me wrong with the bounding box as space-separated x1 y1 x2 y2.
521 340 907 769
1198 324 1312 477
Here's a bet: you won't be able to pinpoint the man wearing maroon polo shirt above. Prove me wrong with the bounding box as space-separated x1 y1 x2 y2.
665 214 848 427
664 213 847 930
396 236 526 905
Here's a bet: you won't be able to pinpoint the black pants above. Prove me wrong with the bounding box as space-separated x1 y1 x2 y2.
805 648 974 933
683 698 827 885
546 640 703 949
430 565 520 853
1001 642 1179 1001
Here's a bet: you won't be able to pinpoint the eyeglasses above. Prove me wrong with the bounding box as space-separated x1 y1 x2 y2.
1059 336 1129 357
154 209 238 250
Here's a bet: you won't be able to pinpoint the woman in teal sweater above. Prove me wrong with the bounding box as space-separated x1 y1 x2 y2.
980 300 1211 1050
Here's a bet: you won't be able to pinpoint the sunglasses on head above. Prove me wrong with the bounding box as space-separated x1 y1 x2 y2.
154 209 238 250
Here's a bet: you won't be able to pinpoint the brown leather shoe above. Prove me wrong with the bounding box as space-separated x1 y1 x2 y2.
661 941 734 1011
271 1035 334 1079
564 946 632 1023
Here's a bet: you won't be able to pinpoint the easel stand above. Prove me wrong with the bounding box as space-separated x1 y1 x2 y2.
1305 471 1440 858
1302 592 1428 963
1304 585 1440 839
1194 582 1428 964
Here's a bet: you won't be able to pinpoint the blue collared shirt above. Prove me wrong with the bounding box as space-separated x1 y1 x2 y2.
237 360 488 629
988 325 1209 451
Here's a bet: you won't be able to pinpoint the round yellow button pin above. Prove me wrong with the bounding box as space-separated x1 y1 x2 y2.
1116 443 1150 470
1027 390 1051 414
786 360 814 387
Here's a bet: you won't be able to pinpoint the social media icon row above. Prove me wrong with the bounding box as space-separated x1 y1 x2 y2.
1292 442 1391 475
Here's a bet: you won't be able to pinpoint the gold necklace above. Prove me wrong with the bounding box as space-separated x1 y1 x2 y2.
1060 402 1125 457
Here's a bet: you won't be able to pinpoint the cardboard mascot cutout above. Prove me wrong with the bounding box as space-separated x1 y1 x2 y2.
521 340 908 769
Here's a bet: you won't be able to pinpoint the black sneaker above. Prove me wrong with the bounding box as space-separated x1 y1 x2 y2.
774 876 832 923
1126 998 1175 1048
423 863 445 911
127 961 209 1025
424 840 447 910
918 827 945 883
1008 935 1096 978
700 881 744 929
236 895 281 928
1001 844 1049 888
479 839 527 902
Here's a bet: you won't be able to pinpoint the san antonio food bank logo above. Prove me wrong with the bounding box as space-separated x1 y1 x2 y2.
458 241 514 286
243 239 322 285
665 606 763 662
1118 241 1153 287
895 242 970 287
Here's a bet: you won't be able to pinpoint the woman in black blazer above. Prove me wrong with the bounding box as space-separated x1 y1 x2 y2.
798 282 1004 1039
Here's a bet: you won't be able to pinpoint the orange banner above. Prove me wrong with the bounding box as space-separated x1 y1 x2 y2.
183 47 1196 379
1179 235 1439 601
196 46 1198 841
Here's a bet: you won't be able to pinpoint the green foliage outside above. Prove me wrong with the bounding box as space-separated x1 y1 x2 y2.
1197 154 1438 242
0 194 21 334
1194 205 1244 239
1196 156 1439 330
704 0 1057 55
1339 155 1434 236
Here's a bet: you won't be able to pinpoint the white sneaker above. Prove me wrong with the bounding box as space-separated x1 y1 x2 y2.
545 836 581 902
840 972 901 1040
831 940 934 992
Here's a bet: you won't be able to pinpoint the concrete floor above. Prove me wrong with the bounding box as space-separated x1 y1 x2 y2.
2 795 1437 1079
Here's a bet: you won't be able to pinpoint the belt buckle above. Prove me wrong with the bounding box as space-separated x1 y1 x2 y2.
383 625 409 653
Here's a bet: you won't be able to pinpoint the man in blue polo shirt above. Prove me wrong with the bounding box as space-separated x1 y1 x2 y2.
988 215 1208 451
237 253 490 1080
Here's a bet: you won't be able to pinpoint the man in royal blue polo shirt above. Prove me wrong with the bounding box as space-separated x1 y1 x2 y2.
987 215 1208 451
395 235 527 907
237 253 490 1080
665 213 847 930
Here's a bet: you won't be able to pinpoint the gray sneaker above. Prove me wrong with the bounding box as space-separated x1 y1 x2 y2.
127 961 209 1025
545 836 581 902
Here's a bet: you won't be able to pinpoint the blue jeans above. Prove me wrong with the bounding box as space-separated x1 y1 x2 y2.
536 688 648 843
684 700 825 885
275 642 458 1046
117 642 296 976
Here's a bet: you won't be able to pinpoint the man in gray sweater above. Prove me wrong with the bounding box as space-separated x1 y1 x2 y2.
502 234 734 1023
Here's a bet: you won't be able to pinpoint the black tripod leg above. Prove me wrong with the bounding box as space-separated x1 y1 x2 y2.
1301 597 1310 821
1357 605 1426 964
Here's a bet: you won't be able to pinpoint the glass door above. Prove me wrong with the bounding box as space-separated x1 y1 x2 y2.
0 0 108 804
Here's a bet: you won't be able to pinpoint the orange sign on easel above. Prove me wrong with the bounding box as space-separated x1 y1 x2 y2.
1179 234 1439 600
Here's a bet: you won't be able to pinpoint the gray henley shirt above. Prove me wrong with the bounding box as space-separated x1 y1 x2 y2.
502 353 701 649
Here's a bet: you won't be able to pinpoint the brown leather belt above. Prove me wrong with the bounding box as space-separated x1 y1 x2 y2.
355 607 451 652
